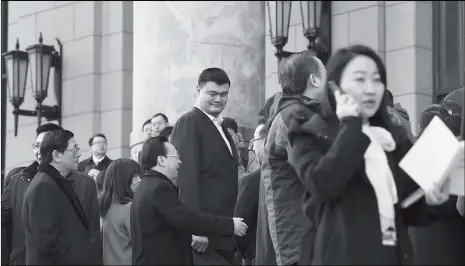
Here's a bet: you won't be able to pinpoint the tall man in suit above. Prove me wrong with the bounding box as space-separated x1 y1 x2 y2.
171 67 239 264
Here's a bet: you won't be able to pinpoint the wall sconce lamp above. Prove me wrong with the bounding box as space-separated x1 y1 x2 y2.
267 1 332 64
2 33 63 136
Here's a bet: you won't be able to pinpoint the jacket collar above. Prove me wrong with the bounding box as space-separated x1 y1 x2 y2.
144 169 178 191
23 161 39 179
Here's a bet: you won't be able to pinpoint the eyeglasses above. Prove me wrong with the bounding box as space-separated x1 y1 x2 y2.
165 154 180 160
32 143 41 149
92 141 107 146
64 146 80 155
250 137 265 145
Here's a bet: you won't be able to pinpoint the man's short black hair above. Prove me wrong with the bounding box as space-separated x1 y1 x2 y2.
40 129 75 166
88 133 107 146
142 119 152 130
36 123 63 137
159 126 174 138
151 113 169 124
140 136 169 170
198 67 231 88
419 104 450 134
222 117 238 134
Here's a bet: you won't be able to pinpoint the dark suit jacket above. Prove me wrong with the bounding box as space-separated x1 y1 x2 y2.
68 171 102 264
234 170 260 260
171 107 239 252
130 170 234 265
78 156 113 175
22 164 93 265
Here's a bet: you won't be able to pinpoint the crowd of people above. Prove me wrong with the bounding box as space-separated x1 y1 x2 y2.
1 44 464 265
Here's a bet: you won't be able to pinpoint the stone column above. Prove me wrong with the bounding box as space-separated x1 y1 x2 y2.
130 1 266 158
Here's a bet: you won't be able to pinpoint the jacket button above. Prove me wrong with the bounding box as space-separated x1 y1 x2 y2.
404 254 408 259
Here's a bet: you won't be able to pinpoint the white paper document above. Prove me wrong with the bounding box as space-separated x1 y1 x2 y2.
399 116 464 205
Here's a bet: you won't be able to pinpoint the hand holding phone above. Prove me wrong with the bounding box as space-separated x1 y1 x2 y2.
328 81 361 119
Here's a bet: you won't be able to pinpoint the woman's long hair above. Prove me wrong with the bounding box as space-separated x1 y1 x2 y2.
98 158 142 218
324 44 403 141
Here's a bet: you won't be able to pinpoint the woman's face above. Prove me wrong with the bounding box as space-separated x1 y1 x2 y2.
339 55 385 118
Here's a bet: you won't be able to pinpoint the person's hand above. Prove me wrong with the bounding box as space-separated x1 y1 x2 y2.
88 169 100 178
191 235 209 253
233 217 248 237
334 90 361 120
425 181 450 206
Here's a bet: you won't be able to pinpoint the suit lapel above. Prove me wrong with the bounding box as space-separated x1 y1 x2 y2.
193 107 237 162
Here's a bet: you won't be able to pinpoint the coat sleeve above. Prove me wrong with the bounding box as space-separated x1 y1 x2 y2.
1 179 13 263
24 183 68 262
234 172 259 257
288 117 370 201
171 115 201 210
86 178 103 264
153 184 234 236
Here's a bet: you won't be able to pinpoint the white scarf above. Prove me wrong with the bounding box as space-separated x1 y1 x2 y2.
362 124 398 246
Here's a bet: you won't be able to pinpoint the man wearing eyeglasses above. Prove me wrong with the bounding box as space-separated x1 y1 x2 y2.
1 123 62 265
22 129 95 265
2 124 102 265
78 133 113 177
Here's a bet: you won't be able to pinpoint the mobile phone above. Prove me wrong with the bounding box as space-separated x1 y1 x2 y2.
328 81 345 95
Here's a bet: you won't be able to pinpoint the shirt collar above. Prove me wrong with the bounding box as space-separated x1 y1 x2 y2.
92 155 105 165
194 106 223 124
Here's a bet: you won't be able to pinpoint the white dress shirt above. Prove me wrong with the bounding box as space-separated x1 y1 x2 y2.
93 155 105 166
194 106 233 155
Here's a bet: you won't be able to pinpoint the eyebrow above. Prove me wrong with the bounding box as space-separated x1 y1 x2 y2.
353 70 380 74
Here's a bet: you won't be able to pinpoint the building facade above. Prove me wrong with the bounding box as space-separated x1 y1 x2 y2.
3 1 464 175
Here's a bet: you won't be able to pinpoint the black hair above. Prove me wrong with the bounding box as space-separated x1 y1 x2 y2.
140 136 169 170
95 167 107 193
222 117 238 134
419 104 452 134
39 129 75 167
36 123 63 137
88 133 107 146
151 113 169 124
385 90 394 107
159 126 174 138
198 67 231 88
98 159 142 217
142 119 152 130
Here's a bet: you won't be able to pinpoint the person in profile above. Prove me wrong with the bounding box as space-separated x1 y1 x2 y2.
130 136 248 265
22 129 93 264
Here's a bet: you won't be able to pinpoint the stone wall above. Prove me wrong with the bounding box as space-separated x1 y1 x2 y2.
5 1 133 173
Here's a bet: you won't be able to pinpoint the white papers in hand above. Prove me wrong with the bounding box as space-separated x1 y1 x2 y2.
399 116 464 199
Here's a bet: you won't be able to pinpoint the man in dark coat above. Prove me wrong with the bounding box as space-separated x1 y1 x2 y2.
2 124 102 265
22 129 93 265
234 123 267 265
78 133 113 176
171 67 240 264
1 123 61 265
130 136 247 265
1 167 25 266
260 51 326 265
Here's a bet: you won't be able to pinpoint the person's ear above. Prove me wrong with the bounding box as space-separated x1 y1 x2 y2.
52 150 62 163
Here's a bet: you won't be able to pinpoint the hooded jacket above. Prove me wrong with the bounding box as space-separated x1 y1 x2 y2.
260 92 318 265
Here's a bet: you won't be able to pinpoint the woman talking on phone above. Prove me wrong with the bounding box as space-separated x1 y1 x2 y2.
288 44 450 265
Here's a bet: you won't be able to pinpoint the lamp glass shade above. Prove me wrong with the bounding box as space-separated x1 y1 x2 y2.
26 44 54 102
300 1 322 33
267 1 292 42
3 50 29 106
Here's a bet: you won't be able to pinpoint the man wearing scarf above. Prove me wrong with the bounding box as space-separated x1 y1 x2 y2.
22 129 96 265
